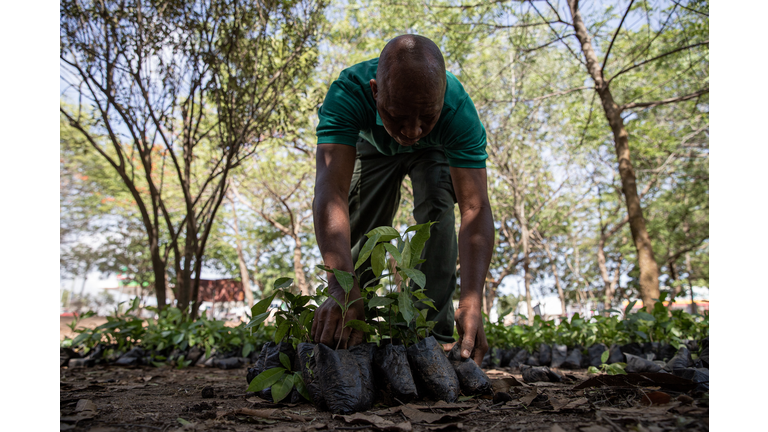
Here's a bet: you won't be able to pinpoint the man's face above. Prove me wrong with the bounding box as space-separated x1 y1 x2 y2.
370 77 444 147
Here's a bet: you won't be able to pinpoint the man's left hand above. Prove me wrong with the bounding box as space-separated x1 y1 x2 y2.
453 303 488 366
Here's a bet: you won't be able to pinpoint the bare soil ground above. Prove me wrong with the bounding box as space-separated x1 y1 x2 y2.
61 316 109 341
60 363 708 432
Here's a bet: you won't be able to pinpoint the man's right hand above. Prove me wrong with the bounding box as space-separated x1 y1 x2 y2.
311 279 366 349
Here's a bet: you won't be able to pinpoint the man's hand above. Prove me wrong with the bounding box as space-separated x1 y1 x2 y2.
454 303 488 366
311 279 365 349
449 166 493 367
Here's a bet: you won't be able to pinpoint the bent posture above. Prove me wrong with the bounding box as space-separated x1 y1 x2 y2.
311 34 494 365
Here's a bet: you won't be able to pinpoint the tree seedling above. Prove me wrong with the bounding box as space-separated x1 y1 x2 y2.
246 350 311 403
244 277 318 403
315 265 371 349
587 350 627 375
355 222 438 346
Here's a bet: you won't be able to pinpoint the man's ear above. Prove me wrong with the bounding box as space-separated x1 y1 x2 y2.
369 79 378 100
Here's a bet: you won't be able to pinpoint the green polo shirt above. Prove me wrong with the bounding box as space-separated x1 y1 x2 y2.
316 58 487 169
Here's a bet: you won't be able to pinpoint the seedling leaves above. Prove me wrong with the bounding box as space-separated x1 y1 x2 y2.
275 321 291 343
332 269 355 294
371 243 387 277
601 350 610 364
294 374 311 401
399 268 426 289
383 243 403 265
368 296 395 308
245 311 271 330
252 293 277 317
279 352 292 370
356 233 381 270
398 291 416 324
366 226 400 242
624 300 637 316
408 223 433 266
271 374 294 403
248 367 286 392
274 277 294 289
345 319 372 332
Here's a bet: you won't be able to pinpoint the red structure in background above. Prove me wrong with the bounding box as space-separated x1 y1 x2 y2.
197 279 244 303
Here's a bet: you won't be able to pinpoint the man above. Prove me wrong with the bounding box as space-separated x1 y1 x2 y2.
310 34 493 365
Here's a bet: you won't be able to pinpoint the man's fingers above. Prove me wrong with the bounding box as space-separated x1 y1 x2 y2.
348 329 364 348
311 310 319 342
319 316 338 347
442 341 457 353
460 332 476 360
472 338 485 366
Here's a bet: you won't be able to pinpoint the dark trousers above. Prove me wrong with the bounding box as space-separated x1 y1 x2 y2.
348 138 458 343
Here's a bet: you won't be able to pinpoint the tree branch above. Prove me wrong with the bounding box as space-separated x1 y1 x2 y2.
610 40 708 83
601 0 635 79
621 87 708 111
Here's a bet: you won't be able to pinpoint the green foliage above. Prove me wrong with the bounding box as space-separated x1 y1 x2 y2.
62 297 275 366
482 295 707 351
356 222 439 346
242 277 318 402
588 350 627 376
244 277 317 349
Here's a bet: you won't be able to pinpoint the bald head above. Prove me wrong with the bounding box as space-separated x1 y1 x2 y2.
377 34 446 96
370 35 447 147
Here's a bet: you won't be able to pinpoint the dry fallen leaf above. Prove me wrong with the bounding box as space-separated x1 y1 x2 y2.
428 401 477 410
491 377 525 393
247 396 270 405
400 405 460 424
599 404 678 416
75 399 97 412
261 427 302 432
235 408 277 419
547 395 569 411
333 413 413 432
561 397 589 410
641 391 672 406
579 426 611 432
519 388 539 406
424 422 463 430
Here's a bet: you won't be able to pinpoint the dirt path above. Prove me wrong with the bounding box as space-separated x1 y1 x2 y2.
61 316 109 341
60 365 708 431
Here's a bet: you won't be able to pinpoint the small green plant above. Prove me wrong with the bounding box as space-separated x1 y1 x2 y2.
246 350 311 403
314 265 371 349
587 350 627 375
246 277 318 349
243 277 319 403
355 222 438 346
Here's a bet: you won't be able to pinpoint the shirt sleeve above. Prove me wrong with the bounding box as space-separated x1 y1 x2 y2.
316 80 367 147
441 95 488 169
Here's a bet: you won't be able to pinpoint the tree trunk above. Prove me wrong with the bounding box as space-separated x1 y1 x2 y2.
685 251 697 314
667 253 683 297
229 195 254 309
597 242 622 313
292 235 312 296
79 273 88 299
542 242 567 317
568 0 661 311
519 208 534 325
484 270 496 317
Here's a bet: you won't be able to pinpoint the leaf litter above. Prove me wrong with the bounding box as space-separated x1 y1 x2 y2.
59 362 707 431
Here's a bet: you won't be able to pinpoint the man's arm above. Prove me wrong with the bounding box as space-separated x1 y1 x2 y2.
311 143 365 349
450 166 494 366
